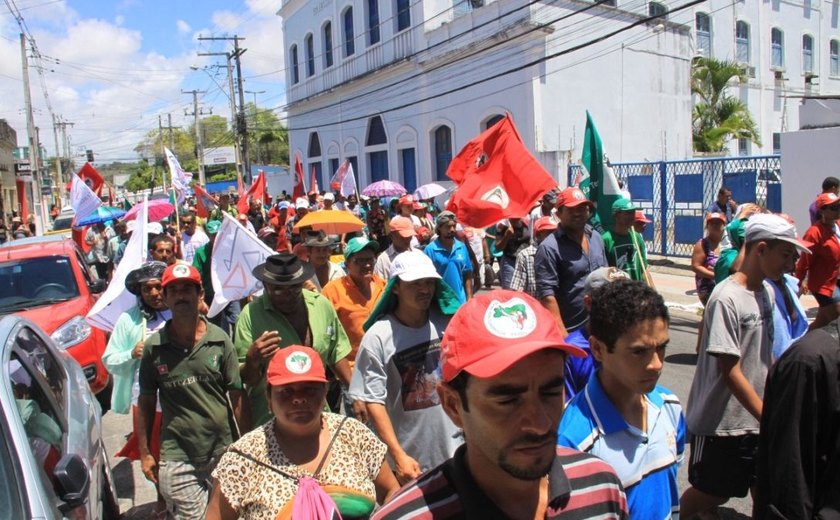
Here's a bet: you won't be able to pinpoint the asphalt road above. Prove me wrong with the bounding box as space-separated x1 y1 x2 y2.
103 266 772 518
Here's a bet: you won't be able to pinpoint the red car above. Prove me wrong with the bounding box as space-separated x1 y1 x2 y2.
0 235 111 408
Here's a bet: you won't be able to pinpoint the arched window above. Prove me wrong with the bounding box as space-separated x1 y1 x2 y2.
366 116 388 182
648 2 667 19
290 44 299 84
831 39 839 77
343 7 355 57
396 0 411 31
802 34 814 73
433 126 453 182
323 22 334 68
367 0 380 45
695 13 711 57
771 28 784 68
735 21 750 64
304 33 315 77
484 114 505 131
308 132 322 191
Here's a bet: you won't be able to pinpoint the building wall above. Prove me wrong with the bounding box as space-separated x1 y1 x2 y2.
0 120 18 217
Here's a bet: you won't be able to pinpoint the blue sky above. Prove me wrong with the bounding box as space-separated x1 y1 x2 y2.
0 0 286 161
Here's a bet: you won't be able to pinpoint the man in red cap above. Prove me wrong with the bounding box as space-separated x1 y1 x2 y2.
373 216 415 280
373 290 626 519
534 187 608 337
137 263 246 520
510 216 556 297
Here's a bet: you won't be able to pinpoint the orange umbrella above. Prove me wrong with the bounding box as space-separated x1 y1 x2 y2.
293 210 365 235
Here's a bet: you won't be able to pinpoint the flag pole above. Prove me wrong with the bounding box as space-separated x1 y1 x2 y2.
630 227 655 289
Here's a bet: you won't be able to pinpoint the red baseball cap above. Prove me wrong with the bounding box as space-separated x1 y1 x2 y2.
634 210 652 223
161 263 202 289
557 187 594 208
267 346 328 386
398 194 414 206
533 216 557 234
705 212 725 223
440 290 585 382
816 192 840 209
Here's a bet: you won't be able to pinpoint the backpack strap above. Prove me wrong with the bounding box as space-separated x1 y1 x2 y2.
227 447 300 483
314 416 349 478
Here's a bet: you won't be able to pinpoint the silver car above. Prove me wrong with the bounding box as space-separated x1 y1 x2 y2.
0 315 119 519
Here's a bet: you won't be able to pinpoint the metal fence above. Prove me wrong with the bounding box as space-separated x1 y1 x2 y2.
569 155 782 257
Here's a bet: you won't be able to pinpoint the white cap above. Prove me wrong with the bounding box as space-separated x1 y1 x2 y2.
295 197 309 209
147 222 164 235
126 220 136 233
323 192 335 201
745 213 811 254
390 251 442 282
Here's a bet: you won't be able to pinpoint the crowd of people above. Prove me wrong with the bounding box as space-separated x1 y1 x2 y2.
7 177 838 520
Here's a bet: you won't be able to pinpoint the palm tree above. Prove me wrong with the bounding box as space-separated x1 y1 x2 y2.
692 57 761 153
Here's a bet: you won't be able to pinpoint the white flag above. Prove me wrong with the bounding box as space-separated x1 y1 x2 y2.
86 200 149 332
330 160 357 198
165 147 192 203
70 173 102 224
208 212 274 318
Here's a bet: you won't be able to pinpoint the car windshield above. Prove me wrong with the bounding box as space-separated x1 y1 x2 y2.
0 256 79 313
51 216 74 231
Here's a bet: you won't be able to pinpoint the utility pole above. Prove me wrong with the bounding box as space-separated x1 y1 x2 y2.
51 114 63 207
183 90 210 186
158 115 167 191
167 113 175 150
198 35 250 183
20 33 45 234
245 90 265 165
197 52 243 187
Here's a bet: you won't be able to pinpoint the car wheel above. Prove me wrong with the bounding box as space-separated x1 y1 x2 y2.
101 466 120 520
95 377 113 415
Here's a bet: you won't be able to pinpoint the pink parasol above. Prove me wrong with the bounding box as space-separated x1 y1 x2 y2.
123 199 175 222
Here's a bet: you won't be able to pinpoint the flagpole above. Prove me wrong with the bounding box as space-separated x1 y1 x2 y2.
630 228 655 289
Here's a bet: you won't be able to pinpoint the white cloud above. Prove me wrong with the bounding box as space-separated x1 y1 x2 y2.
176 20 191 34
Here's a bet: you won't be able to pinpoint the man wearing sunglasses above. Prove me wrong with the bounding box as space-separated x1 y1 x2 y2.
180 215 209 264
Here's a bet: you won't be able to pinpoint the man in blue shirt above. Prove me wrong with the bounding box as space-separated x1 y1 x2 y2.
706 186 737 222
534 187 608 337
424 211 473 303
559 279 685 519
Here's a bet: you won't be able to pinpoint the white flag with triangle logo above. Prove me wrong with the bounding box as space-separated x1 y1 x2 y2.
209 212 274 317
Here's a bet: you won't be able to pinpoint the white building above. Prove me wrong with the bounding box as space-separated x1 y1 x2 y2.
278 0 695 192
687 0 840 156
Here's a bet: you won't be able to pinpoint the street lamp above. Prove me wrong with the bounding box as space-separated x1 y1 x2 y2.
245 90 265 164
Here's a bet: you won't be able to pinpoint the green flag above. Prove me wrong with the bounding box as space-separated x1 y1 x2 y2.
579 111 621 233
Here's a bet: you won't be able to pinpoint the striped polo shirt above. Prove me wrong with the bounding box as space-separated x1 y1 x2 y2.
558 374 685 519
372 444 627 519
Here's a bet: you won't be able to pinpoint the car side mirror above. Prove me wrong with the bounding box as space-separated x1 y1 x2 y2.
89 279 107 294
53 453 91 510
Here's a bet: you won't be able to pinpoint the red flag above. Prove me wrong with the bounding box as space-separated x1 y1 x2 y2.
310 165 320 195
445 115 557 229
193 184 218 219
236 173 245 197
237 170 267 214
107 185 114 206
77 162 104 195
293 154 306 200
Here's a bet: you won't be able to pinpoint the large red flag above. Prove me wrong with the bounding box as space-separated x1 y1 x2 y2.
193 184 218 219
445 115 557 229
309 165 320 195
292 154 306 200
77 162 104 195
237 170 268 214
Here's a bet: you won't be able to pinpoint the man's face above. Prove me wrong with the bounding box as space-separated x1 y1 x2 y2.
346 250 376 281
390 232 412 252
163 281 202 314
308 245 331 266
391 278 436 315
438 221 456 240
323 199 333 209
440 349 566 481
591 318 668 397
140 280 166 310
181 217 196 236
613 210 635 230
250 200 261 213
717 190 731 206
633 222 647 234
219 194 230 208
559 204 590 232
297 207 309 218
759 241 800 280
151 240 175 265
265 282 304 314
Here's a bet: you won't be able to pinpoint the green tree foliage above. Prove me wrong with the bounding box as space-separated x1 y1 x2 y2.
692 57 762 153
245 102 289 166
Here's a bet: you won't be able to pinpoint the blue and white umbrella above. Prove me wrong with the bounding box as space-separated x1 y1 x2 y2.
74 206 126 227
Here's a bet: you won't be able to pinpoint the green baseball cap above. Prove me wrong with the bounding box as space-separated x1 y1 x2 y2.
344 237 379 258
612 197 638 213
206 220 222 234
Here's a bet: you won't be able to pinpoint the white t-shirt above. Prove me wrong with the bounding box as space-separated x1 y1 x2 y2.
350 309 462 471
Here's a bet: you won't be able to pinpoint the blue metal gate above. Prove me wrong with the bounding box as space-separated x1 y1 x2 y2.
569 155 781 257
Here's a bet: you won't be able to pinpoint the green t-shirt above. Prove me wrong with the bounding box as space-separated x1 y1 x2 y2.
233 290 352 427
138 318 243 463
602 230 648 281
715 248 740 284
192 242 214 304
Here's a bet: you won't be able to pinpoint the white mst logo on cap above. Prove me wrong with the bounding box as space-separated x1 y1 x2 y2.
484 297 538 338
173 264 191 277
286 351 313 374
